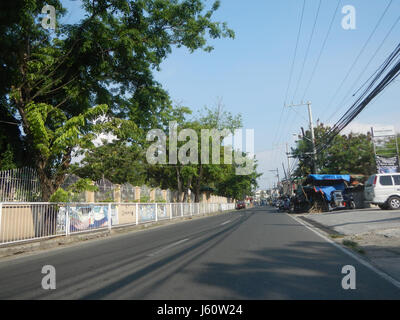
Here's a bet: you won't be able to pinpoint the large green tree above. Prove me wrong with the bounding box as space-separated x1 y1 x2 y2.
146 104 259 202
74 140 148 185
0 0 234 200
291 124 376 177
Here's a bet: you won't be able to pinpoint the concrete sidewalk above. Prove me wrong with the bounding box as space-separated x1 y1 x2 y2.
298 208 400 283
302 208 400 235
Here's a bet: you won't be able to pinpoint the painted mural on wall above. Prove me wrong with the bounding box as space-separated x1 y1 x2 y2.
157 204 168 220
57 205 118 232
56 210 66 234
139 204 156 222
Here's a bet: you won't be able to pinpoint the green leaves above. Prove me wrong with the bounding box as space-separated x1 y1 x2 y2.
25 102 109 159
292 124 375 177
25 102 51 157
49 178 99 203
1 0 235 200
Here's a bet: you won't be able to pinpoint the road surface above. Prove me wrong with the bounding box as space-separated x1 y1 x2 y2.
0 207 399 299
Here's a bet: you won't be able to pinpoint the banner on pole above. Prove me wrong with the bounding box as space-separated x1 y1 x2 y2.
376 155 399 173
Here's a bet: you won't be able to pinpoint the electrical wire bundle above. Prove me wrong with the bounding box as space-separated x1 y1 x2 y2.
316 42 400 154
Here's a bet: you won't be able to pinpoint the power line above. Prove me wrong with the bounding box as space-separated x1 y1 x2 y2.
325 12 400 124
324 0 394 117
0 120 19 125
292 0 322 102
316 42 400 153
284 0 306 106
301 0 341 102
271 0 307 175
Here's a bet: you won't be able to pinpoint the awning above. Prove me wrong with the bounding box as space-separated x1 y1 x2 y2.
308 174 351 182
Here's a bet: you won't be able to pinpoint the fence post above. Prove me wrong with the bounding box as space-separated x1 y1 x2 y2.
65 203 70 236
190 203 192 216
136 203 139 225
108 203 112 231
0 203 2 242
181 203 183 217
170 203 172 220
155 203 158 222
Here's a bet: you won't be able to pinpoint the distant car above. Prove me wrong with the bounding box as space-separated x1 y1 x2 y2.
236 201 246 210
364 173 400 210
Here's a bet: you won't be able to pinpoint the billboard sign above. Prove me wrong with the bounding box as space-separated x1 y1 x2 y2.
371 126 396 137
371 125 399 174
376 155 399 174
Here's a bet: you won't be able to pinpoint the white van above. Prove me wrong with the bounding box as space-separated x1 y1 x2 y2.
364 173 400 210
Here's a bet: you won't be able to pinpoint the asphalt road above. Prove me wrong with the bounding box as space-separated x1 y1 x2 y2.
0 207 399 299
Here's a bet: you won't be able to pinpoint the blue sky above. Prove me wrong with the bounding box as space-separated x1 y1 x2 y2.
60 0 400 189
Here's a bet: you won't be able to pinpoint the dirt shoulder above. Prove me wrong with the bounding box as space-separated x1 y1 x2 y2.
338 228 400 282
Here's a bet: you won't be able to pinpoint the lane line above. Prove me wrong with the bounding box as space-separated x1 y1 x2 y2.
220 220 231 226
287 213 400 290
146 238 190 257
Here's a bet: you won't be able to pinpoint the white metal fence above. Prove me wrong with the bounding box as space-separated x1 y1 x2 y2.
0 202 235 246
0 168 41 202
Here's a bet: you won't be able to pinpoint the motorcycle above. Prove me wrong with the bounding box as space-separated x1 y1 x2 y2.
277 197 292 213
343 192 356 209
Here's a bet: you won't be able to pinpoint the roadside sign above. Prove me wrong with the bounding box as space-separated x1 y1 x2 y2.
371 126 396 137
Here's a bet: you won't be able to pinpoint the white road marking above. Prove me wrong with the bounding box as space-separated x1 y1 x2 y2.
288 213 400 290
220 220 231 226
147 238 190 257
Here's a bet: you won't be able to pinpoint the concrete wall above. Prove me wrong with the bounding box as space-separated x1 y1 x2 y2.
0 206 35 242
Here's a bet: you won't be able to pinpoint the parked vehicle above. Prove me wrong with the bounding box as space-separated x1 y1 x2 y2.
277 198 285 212
329 190 346 210
364 173 400 210
329 190 356 211
236 201 246 210
274 196 293 213
343 191 356 209
272 199 280 208
291 174 352 213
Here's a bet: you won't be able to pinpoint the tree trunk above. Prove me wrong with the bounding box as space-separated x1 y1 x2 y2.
36 165 67 201
194 165 203 203
194 185 201 203
36 165 54 201
176 166 183 202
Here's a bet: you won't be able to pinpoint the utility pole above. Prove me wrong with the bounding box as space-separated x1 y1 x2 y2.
269 168 280 195
286 143 292 195
282 162 289 196
286 101 318 174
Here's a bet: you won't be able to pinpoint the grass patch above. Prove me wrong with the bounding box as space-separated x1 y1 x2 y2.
342 240 365 255
330 234 345 239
